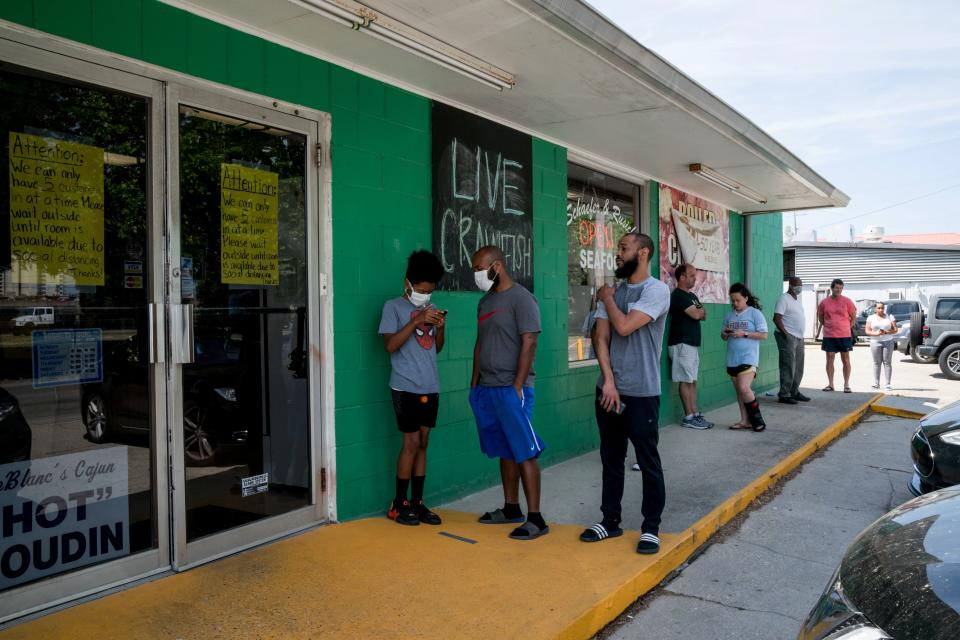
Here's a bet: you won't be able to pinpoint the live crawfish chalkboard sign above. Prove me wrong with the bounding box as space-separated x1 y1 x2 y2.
432 103 533 291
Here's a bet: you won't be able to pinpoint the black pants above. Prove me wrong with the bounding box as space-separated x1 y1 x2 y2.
595 391 665 534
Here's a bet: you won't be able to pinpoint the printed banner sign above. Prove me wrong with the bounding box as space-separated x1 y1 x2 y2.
0 447 129 590
8 132 105 285
658 184 730 303
220 163 279 285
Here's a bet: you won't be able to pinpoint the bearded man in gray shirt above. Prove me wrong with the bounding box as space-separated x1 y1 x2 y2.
580 233 670 555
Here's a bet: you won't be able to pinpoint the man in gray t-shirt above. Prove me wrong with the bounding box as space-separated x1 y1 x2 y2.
580 233 670 555
477 284 540 387
468 245 549 541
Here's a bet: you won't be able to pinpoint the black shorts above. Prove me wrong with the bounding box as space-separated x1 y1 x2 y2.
821 336 854 353
727 364 757 378
391 390 439 433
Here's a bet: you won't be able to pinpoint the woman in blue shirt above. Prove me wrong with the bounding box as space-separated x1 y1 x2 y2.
721 283 768 432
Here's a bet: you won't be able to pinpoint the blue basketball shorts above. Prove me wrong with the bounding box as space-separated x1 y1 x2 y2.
468 385 544 462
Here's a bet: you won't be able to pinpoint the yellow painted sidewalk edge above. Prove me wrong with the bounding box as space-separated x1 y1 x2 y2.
871 403 925 420
558 393 884 640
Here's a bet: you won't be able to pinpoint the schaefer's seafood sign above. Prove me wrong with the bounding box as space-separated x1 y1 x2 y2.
0 447 129 589
658 185 730 303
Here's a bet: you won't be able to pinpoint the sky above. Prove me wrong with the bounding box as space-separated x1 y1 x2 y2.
589 0 960 242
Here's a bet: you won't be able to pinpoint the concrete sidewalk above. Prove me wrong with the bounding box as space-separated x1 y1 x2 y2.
0 388 883 640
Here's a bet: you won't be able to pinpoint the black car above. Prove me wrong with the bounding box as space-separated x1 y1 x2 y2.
798 487 960 639
80 332 250 465
0 386 31 463
910 399 960 496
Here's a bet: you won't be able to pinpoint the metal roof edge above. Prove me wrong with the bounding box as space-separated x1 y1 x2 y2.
516 0 850 209
785 241 960 251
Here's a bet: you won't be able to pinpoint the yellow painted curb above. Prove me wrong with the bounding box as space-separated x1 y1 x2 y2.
557 393 883 640
871 403 925 420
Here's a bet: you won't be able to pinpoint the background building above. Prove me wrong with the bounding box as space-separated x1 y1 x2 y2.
784 239 960 337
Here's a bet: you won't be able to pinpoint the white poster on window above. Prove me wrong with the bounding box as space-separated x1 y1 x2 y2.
0 446 129 590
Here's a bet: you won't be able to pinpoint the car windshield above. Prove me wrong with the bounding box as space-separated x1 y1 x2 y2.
886 303 915 317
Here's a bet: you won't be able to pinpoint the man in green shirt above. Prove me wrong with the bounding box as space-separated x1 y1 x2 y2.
667 264 713 429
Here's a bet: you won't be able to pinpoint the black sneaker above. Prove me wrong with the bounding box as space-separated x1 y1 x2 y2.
416 500 442 525
792 393 811 402
777 396 798 404
387 499 420 526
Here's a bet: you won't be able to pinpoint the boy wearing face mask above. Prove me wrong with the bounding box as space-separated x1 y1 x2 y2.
774 277 810 404
378 250 447 526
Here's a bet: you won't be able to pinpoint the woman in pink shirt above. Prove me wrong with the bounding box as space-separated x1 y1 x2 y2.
816 278 857 392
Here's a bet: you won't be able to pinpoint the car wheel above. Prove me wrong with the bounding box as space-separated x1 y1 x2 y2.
83 393 110 443
938 343 960 380
910 346 937 364
184 405 219 466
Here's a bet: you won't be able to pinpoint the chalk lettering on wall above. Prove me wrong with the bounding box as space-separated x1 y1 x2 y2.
8 132 105 286
220 163 280 285
432 104 533 291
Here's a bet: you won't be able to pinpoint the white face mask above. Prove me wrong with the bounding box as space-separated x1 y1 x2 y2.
790 285 803 295
406 281 431 307
474 268 495 292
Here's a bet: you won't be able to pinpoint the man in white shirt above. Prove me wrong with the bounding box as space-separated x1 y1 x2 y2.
773 277 810 404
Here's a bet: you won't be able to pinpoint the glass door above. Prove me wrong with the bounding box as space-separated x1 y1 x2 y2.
0 41 168 621
168 87 322 567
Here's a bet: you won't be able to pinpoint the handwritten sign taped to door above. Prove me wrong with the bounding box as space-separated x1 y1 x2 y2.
220 163 279 285
8 132 105 285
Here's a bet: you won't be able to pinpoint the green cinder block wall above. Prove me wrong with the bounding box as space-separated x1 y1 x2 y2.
748 213 785 391
0 0 599 520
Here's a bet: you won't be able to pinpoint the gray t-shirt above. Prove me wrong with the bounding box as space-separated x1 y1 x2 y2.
477 284 541 387
378 296 440 394
595 277 671 397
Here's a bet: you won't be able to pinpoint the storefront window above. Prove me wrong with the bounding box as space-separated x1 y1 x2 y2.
566 164 639 363
0 69 154 591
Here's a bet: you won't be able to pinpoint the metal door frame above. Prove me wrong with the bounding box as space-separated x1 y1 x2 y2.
166 84 331 570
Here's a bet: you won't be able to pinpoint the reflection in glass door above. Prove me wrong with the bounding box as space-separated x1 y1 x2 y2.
176 104 312 544
0 67 158 595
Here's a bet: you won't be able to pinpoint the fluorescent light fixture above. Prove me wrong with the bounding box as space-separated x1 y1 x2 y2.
296 0 516 91
689 163 767 205
295 0 364 28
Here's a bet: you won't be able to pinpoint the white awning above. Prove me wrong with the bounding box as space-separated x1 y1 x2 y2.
162 0 850 214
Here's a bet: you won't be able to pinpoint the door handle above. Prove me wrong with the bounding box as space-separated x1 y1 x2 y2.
147 303 166 363
170 303 195 364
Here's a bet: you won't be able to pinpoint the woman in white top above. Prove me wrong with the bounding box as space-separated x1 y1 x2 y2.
865 302 898 390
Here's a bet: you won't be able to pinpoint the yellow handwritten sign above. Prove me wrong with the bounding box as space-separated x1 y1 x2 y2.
8 132 105 285
220 163 280 285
